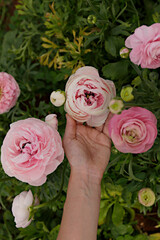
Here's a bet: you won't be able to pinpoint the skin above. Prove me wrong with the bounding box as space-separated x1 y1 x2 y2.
57 114 112 240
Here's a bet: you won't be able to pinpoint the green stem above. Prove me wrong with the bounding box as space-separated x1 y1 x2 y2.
33 160 68 210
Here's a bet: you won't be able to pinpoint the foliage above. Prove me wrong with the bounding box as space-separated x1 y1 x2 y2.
1 0 160 239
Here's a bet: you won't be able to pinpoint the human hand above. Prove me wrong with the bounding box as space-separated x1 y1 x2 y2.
63 114 112 182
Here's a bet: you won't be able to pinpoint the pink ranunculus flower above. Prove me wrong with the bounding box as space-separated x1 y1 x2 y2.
64 66 116 127
12 190 34 228
0 72 20 114
125 23 160 69
108 107 157 154
1 118 64 186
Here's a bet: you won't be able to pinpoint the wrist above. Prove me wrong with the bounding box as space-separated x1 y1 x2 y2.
66 168 101 202
70 166 103 185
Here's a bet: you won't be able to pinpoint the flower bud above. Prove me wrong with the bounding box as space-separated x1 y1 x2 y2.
45 114 58 130
12 190 34 228
120 86 134 102
87 15 97 24
109 99 124 114
131 76 142 87
138 188 155 207
120 47 129 58
50 90 65 107
149 72 159 81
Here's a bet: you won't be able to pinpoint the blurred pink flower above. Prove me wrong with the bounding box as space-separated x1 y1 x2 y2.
108 107 157 153
64 66 116 127
12 190 34 228
0 72 20 114
1 118 64 186
125 23 160 69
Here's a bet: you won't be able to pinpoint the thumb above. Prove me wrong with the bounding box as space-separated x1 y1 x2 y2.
63 114 76 143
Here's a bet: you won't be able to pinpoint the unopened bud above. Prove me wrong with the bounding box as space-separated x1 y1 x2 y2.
120 47 129 58
87 15 97 24
45 114 58 130
131 76 142 87
50 90 65 107
120 86 134 102
138 188 155 207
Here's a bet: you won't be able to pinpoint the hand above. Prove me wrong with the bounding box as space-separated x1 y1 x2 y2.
63 114 112 182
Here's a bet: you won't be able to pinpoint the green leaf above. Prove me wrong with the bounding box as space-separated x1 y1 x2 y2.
48 225 60 240
99 200 114 225
102 60 129 80
128 157 143 182
105 37 117 57
135 234 149 240
105 36 124 57
112 201 125 226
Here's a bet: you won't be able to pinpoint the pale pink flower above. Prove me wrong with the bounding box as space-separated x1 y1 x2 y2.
0 72 20 114
12 190 34 228
108 107 157 153
125 23 160 69
64 66 116 127
45 114 58 130
1 118 64 186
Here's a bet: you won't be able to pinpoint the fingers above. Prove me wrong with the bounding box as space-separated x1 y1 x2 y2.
63 114 76 142
102 113 113 137
95 125 103 132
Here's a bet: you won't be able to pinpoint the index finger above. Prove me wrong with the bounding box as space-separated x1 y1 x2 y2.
102 112 113 137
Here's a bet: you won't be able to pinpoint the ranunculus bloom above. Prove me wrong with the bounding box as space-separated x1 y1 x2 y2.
125 23 160 69
1 118 64 186
64 66 116 127
0 72 20 114
108 107 157 153
12 190 34 228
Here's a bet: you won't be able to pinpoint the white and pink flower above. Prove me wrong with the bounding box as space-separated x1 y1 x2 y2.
0 72 20 114
64 66 116 127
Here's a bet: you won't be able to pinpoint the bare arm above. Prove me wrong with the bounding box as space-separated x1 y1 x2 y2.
57 114 111 240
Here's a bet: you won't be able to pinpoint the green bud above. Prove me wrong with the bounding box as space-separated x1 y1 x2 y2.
149 72 159 81
87 15 97 24
131 76 142 87
120 86 134 102
138 188 155 207
119 47 129 58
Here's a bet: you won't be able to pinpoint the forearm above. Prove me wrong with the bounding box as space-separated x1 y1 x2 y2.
57 169 101 240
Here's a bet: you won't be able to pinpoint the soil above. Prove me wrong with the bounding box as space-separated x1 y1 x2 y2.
134 207 160 233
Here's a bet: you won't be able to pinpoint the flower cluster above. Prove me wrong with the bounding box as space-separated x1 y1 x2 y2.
1 22 160 230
